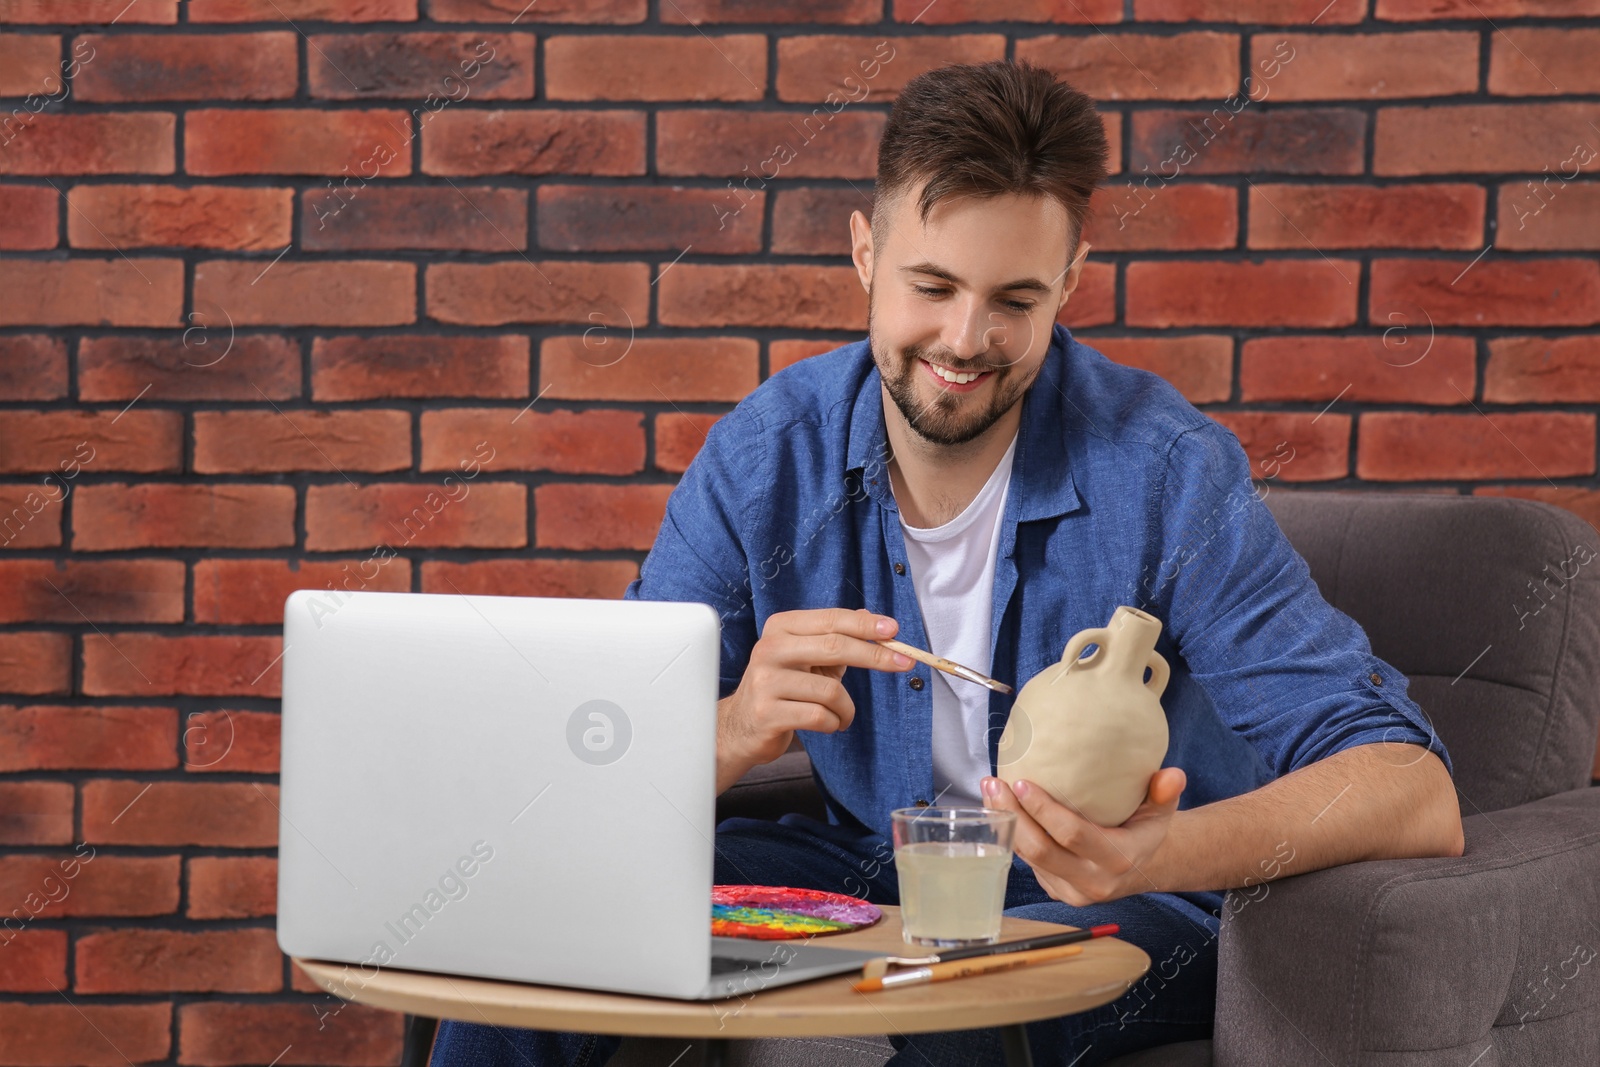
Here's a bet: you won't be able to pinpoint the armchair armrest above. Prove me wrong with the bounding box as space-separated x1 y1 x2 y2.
714 749 827 824
1214 787 1600 1064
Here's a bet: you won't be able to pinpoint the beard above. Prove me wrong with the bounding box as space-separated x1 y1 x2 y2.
868 289 1042 448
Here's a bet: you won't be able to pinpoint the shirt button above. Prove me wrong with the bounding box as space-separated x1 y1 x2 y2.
909 676 924 691
1369 672 1383 686
915 799 929 808
894 562 905 575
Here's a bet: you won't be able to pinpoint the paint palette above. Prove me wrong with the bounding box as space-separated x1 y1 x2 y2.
712 885 883 940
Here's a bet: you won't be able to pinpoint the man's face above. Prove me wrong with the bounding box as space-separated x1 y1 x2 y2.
850 182 1088 448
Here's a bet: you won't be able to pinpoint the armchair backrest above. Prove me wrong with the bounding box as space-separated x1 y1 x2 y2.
1266 491 1600 813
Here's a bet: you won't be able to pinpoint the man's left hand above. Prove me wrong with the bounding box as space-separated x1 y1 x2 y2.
979 768 1187 907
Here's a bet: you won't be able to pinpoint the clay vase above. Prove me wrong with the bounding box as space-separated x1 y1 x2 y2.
996 606 1171 827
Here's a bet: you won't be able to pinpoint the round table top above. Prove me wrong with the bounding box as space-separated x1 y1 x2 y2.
294 905 1150 1039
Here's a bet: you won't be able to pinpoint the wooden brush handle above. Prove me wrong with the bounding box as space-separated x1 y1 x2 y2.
877 638 1011 694
878 638 960 674
929 943 1084 982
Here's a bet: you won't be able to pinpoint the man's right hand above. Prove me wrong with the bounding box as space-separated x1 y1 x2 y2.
716 608 914 794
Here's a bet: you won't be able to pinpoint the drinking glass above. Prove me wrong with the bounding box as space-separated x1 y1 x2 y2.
891 806 1016 947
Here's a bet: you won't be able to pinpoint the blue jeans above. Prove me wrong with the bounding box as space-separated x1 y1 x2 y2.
430 813 1222 1067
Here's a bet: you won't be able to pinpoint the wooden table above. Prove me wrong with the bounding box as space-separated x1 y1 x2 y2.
294 904 1149 1067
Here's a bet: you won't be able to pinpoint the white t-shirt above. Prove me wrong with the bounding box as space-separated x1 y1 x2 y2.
896 433 1018 808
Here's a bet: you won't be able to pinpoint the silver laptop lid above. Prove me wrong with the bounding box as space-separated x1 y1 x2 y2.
276 591 720 998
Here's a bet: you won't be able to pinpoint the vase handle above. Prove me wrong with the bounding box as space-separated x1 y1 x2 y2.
1144 652 1170 698
1060 627 1111 667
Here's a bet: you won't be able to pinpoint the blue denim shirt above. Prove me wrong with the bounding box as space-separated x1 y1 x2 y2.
624 323 1450 851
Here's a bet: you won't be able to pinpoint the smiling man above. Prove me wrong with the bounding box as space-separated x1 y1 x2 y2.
430 60 1463 1067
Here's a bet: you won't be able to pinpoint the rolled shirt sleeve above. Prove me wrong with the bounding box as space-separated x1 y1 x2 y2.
1145 420 1453 779
623 406 761 701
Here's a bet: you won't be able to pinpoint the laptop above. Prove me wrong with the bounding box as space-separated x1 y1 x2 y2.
276 590 883 1000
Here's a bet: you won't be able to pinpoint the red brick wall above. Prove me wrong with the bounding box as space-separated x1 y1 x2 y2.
1 0 1596 1062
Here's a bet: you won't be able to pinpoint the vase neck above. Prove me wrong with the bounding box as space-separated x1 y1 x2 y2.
1103 608 1160 672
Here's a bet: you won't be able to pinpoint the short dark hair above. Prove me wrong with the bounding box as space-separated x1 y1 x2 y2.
872 60 1109 257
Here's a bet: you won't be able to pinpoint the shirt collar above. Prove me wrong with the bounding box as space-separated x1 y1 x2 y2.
844 323 1082 523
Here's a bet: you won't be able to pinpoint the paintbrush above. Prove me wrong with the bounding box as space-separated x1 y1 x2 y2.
876 638 1013 694
853 943 1085 992
860 923 1119 980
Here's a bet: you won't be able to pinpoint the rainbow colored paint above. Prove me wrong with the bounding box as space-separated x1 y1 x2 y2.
711 885 883 940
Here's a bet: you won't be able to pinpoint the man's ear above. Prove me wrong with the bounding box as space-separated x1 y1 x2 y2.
849 209 873 293
1058 240 1093 302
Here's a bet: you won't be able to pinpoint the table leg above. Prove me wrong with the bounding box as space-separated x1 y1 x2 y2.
401 1014 438 1067
1000 1023 1035 1067
703 1038 732 1067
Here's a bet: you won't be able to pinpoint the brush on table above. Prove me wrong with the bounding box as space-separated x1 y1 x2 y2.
860 924 1120 980
854 943 1085 992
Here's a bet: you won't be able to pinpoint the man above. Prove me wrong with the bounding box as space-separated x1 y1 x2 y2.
432 59 1462 1067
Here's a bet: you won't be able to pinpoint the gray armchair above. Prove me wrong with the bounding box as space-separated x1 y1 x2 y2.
613 492 1600 1067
